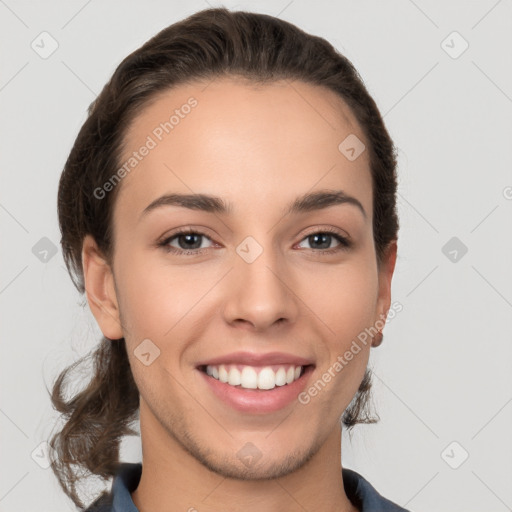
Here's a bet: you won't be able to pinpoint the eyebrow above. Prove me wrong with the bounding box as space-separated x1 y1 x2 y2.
139 189 367 220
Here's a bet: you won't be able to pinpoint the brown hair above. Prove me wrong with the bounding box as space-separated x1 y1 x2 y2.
49 6 399 509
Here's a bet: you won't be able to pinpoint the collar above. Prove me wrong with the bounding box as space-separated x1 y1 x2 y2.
110 462 409 512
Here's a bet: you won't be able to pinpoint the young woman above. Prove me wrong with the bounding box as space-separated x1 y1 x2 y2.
49 7 406 512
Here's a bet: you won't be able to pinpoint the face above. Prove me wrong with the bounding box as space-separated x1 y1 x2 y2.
83 77 396 479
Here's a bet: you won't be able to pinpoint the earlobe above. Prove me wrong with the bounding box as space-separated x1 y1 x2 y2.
81 234 124 340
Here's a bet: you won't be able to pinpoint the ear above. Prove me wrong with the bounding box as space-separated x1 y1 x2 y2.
374 240 398 327
82 234 124 340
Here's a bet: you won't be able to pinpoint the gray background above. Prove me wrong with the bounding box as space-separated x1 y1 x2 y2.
1 0 511 511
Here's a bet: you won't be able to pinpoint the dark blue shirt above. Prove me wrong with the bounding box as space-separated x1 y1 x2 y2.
84 462 411 511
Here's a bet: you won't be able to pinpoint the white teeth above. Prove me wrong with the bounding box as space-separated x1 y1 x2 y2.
275 367 287 386
228 367 241 386
240 366 258 389
218 364 229 383
258 367 276 390
204 364 305 390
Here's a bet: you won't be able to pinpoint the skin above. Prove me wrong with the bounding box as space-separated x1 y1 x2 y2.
82 77 397 512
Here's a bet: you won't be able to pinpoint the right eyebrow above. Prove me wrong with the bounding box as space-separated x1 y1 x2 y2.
139 193 233 221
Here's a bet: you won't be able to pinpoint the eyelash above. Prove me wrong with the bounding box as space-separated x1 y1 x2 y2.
157 227 352 257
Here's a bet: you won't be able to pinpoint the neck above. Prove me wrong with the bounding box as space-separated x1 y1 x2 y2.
131 401 358 512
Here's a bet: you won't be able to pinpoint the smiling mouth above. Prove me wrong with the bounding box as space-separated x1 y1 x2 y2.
198 363 313 391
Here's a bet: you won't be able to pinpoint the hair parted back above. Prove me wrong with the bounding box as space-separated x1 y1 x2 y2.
50 7 399 509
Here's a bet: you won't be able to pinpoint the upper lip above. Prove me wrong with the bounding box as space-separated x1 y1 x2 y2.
196 351 315 367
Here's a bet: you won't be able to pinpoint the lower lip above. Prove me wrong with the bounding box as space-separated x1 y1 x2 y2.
198 366 315 414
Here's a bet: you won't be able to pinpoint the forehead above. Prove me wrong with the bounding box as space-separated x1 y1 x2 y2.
115 77 372 224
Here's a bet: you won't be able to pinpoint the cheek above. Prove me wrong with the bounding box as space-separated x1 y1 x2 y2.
114 251 219 379
112 251 170 344
302 259 379 339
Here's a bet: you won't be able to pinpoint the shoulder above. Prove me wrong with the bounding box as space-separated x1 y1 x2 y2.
342 467 411 512
82 490 113 512
83 462 142 512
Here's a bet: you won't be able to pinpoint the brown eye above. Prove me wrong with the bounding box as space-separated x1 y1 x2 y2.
158 229 214 255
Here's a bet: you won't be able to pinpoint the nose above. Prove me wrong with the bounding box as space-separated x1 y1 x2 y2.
221 243 300 332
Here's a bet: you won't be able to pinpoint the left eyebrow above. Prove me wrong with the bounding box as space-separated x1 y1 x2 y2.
286 189 367 219
139 189 367 221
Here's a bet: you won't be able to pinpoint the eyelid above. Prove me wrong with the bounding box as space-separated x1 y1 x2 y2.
157 224 352 256
299 225 351 242
156 226 218 252
157 225 216 243
296 226 352 253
